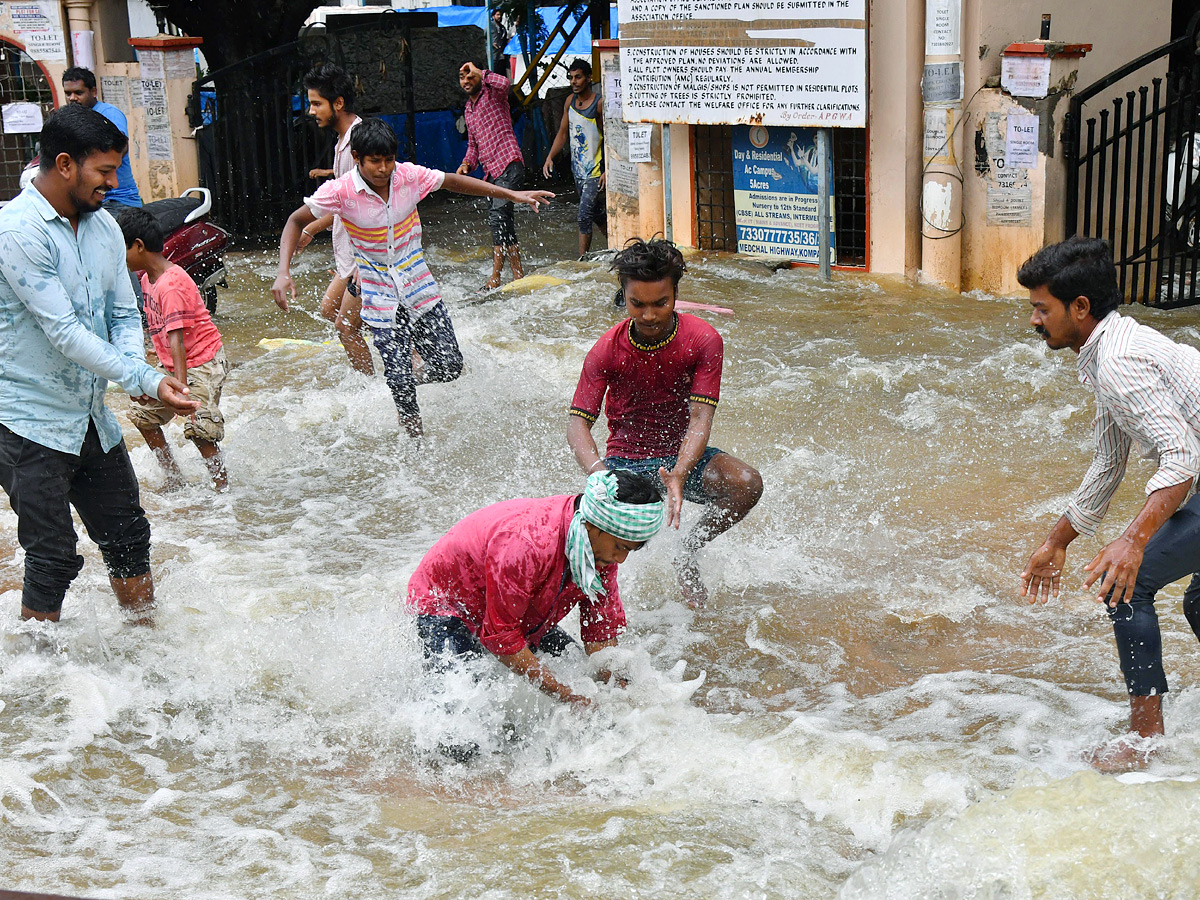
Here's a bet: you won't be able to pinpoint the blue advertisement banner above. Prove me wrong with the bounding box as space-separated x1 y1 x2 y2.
732 125 835 262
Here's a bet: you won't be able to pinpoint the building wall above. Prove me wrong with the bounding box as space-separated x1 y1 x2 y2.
866 0 1174 284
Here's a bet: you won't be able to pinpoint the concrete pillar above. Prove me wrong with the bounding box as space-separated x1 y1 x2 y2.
128 35 202 201
62 0 95 68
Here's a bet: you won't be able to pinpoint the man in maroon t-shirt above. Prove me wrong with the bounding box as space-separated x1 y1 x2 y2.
568 238 762 606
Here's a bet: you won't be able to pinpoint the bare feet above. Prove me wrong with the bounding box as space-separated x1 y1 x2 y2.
480 273 503 292
1084 733 1160 773
676 556 708 608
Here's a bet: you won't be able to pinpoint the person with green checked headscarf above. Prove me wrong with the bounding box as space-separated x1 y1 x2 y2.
407 470 664 709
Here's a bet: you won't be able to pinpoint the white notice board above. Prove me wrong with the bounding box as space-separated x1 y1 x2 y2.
617 0 867 128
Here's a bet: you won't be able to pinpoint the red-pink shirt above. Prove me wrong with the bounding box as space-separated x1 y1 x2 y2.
139 265 222 371
407 494 626 656
571 313 723 459
462 70 524 180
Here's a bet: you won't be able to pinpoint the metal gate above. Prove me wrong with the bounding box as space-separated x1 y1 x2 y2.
1063 14 1200 308
188 11 478 236
0 40 55 203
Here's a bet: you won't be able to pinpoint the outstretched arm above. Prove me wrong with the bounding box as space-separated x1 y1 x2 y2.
273 204 319 310
441 172 554 211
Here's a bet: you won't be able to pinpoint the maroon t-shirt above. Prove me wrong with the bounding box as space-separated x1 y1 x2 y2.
571 312 723 459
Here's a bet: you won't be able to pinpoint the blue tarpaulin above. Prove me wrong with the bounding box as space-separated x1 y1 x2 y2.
503 6 618 57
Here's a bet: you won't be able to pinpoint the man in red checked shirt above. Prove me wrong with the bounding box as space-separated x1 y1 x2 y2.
567 238 763 607
457 60 528 290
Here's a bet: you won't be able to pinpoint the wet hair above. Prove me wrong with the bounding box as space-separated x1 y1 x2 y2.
1017 236 1121 320
611 237 687 289
568 58 592 78
304 63 355 113
611 470 661 505
62 66 96 90
38 104 128 173
117 207 165 253
350 117 398 159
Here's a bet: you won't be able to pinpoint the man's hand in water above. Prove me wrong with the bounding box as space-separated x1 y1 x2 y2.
659 466 685 529
1020 540 1067 604
271 274 296 311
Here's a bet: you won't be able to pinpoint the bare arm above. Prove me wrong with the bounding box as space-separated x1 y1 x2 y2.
495 647 590 707
272 205 319 310
542 96 572 178
1084 478 1193 606
659 402 715 529
441 172 554 211
168 329 188 388
296 213 334 254
568 414 608 475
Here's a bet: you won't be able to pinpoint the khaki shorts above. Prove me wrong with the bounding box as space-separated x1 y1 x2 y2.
127 349 230 443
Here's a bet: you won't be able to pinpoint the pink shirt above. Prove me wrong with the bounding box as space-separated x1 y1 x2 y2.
407 494 626 656
305 163 445 328
462 70 524 180
331 115 361 278
139 265 222 371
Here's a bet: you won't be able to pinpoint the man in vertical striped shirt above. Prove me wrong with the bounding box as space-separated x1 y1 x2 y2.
1018 236 1200 770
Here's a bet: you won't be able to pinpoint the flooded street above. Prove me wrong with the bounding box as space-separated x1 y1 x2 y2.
3 193 1200 898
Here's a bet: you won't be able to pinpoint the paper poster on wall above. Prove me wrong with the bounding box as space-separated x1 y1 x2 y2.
2 101 42 133
925 0 960 55
1001 55 1050 98
1005 113 1039 168
617 0 866 127
147 128 173 161
100 76 130 111
732 125 834 262
922 107 955 164
139 49 165 80
627 125 652 163
164 50 195 81
11 1 66 61
983 111 1033 226
922 62 963 105
600 54 638 198
142 79 168 128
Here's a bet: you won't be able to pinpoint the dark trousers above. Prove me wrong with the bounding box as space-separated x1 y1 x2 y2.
0 421 151 613
371 303 463 421
486 160 524 246
416 614 578 671
1108 491 1200 695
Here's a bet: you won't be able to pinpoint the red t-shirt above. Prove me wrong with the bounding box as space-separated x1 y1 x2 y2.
407 494 626 656
139 265 222 371
571 313 723 459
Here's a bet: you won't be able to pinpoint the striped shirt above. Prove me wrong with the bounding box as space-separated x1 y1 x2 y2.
330 115 361 278
462 70 524 180
1066 312 1200 536
305 163 445 329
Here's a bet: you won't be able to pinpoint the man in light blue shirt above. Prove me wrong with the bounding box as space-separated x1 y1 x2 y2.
62 66 142 209
0 104 196 623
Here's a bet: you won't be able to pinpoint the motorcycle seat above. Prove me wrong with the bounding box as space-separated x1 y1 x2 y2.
140 197 204 234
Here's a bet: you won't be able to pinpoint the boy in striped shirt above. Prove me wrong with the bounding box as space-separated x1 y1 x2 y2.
1019 236 1200 771
273 118 552 438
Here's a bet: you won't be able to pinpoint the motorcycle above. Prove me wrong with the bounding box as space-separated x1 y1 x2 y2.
20 159 229 313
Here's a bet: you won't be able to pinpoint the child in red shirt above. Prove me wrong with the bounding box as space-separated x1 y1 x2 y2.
119 208 230 491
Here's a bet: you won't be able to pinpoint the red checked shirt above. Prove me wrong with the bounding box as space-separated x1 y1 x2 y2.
407 494 626 656
1066 312 1200 536
571 313 724 459
462 70 524 180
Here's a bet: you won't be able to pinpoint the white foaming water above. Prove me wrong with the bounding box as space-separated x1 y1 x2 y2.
3 200 1200 897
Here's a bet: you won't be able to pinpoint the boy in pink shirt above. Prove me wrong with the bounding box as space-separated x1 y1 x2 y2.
120 208 230 491
273 118 553 439
408 470 664 710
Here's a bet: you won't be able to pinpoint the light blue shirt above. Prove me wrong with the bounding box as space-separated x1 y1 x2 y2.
0 183 163 454
92 100 142 208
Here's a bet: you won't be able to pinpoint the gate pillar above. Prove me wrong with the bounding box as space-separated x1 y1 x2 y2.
960 41 1090 295
128 35 202 201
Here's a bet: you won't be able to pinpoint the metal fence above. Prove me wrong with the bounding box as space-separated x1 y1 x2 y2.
1063 14 1200 308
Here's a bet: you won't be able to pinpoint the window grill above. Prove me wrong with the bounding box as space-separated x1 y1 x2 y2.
834 127 868 267
0 41 54 203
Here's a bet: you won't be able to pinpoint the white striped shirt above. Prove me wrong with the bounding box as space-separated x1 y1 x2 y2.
1066 312 1200 536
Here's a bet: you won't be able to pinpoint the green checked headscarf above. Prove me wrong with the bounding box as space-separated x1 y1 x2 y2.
565 471 665 601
